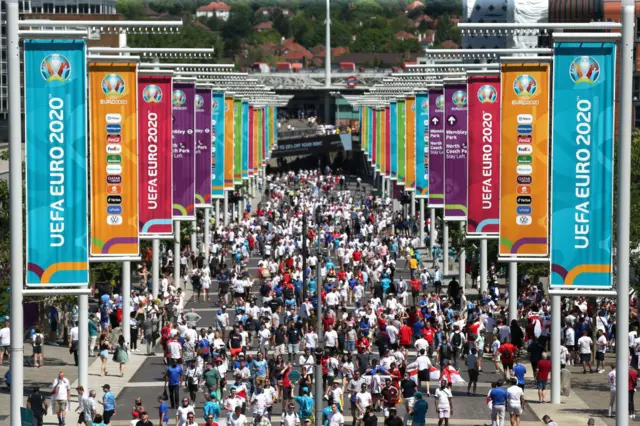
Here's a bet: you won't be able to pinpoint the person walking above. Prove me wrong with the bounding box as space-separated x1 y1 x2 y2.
629 363 637 420
26 387 47 426
100 384 116 426
506 378 524 426
165 359 183 409
577 330 594 374
488 380 508 426
534 353 552 403
434 380 453 426
69 322 79 366
608 364 616 418
410 391 428 426
52 371 71 426
114 335 129 377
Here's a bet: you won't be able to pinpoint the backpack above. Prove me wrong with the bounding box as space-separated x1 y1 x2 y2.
452 332 462 349
35 334 42 346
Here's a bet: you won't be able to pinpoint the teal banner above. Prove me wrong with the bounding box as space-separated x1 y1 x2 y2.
390 102 398 179
25 40 88 286
415 92 429 198
551 41 616 288
242 100 249 179
212 92 225 199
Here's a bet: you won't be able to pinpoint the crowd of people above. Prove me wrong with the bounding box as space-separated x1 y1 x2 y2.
17 168 627 426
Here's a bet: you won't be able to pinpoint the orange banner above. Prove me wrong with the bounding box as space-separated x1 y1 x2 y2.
406 96 416 190
499 63 550 257
89 62 139 257
224 96 235 190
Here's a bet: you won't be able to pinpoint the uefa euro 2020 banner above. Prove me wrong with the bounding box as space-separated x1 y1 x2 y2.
405 96 416 191
138 74 173 238
443 83 469 221
467 76 500 237
224 96 235 190
428 88 444 208
172 81 196 220
499 63 550 258
397 98 407 185
233 99 242 185
242 100 249 179
212 92 226 199
25 40 89 286
195 87 212 207
415 92 429 198
89 61 139 257
390 101 398 180
551 42 616 288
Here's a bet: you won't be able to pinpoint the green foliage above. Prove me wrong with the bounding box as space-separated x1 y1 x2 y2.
116 0 146 19
272 8 292 38
351 27 395 53
434 14 460 45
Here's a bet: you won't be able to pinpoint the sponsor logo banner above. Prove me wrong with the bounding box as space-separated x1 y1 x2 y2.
444 84 469 221
223 96 234 190
89 61 138 256
212 92 226 198
499 63 550 257
397 99 407 184
390 102 398 179
233 99 242 184
248 106 255 175
25 40 89 286
405 97 417 191
467 76 500 236
242 101 249 179
550 42 616 288
195 88 212 207
428 89 444 207
172 82 196 219
138 74 173 236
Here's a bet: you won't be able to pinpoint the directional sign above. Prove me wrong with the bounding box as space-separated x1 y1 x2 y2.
447 115 456 125
432 116 440 126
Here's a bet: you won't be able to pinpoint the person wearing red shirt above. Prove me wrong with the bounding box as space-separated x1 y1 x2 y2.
322 313 335 332
535 353 552 403
410 278 421 304
496 341 517 380
353 250 362 263
424 324 435 348
357 335 370 353
399 323 412 348
630 366 638 419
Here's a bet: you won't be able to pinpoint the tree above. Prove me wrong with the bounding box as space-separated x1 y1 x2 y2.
272 8 292 38
351 27 395 53
116 0 146 19
434 14 460 45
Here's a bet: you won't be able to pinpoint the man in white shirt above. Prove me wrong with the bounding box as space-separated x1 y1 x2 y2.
415 349 433 394
0 320 10 365
608 365 616 417
327 403 344 426
596 330 608 373
577 330 594 374
506 377 525 424
52 371 71 425
434 380 453 420
176 398 195 426
325 325 339 355
228 405 248 426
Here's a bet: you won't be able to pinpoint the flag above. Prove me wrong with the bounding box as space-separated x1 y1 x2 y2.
406 363 441 384
234 384 248 400
440 365 466 384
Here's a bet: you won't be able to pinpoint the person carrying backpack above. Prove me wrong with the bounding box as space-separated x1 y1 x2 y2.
32 329 45 368
450 327 465 368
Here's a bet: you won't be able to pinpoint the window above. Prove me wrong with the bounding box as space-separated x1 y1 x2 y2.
54 6 65 13
635 105 640 128
43 3 54 13
79 4 89 14
90 5 99 13
68 5 77 14
32 6 42 13
634 76 640 101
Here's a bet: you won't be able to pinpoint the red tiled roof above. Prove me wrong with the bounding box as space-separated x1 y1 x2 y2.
405 1 424 11
252 21 273 30
197 2 231 12
311 45 350 58
395 31 417 40
423 29 435 43
440 40 459 49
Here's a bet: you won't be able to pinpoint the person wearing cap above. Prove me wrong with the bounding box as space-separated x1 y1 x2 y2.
100 384 116 426
129 411 140 426
135 411 152 426
293 386 314 423
203 392 221 424
411 391 428 426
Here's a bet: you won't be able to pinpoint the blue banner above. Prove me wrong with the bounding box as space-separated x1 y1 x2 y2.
265 106 271 159
242 100 249 179
212 92 225 199
390 102 398 179
551 41 616 288
368 107 374 161
25 40 88 286
274 106 278 146
416 92 429 198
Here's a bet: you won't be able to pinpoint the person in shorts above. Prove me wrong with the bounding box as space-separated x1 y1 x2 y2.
52 371 70 426
434 380 453 426
506 378 525 425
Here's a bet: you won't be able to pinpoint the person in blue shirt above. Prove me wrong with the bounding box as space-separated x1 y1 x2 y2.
488 381 509 425
413 318 425 339
251 352 269 383
164 360 183 409
381 275 392 294
202 392 220 423
101 384 116 425
513 360 527 389
158 395 170 426
411 391 428 426
293 387 314 421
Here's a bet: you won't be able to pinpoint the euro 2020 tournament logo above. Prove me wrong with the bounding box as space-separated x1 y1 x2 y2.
213 100 219 111
435 95 444 110
195 95 204 109
143 85 163 103
452 90 467 107
570 56 600 85
513 74 537 97
41 53 71 83
421 100 428 112
477 85 497 104
173 90 186 106
101 74 126 97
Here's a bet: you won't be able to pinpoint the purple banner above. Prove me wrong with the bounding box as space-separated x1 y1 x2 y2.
172 82 196 219
428 88 444 208
195 88 212 207
444 83 469 221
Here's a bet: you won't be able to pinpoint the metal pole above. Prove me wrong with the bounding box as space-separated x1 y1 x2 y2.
8 2 24 422
315 248 324 426
617 1 634 423
430 208 436 258
443 221 449 275
480 238 488 293
190 218 197 254
410 190 416 218
215 199 220 226
152 238 160 297
459 222 466 289
419 198 425 246
302 214 308 299
204 208 211 261
78 294 88 389
324 0 331 89
551 294 561 404
223 191 229 225
174 220 181 286
121 261 131 344
509 262 518 321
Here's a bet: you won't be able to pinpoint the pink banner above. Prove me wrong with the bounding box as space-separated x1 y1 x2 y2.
467 75 500 236
138 74 173 236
